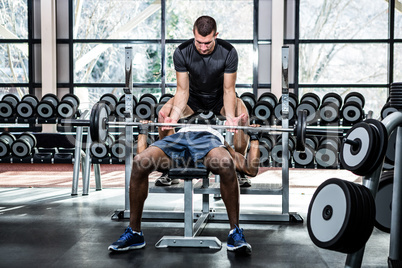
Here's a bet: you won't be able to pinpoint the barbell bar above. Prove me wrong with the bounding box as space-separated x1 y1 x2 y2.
60 102 345 151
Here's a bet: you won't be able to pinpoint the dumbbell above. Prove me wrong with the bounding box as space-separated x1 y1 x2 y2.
11 132 37 158
258 133 275 167
90 134 115 159
240 92 257 109
16 101 35 119
2 94 19 108
293 136 318 167
0 100 16 118
139 93 158 107
274 102 295 123
314 137 340 168
159 93 174 103
111 135 126 159
258 92 278 109
271 135 295 165
116 95 138 119
100 93 118 115
297 92 320 125
319 93 342 125
21 94 39 108
0 132 16 158
253 101 274 125
279 92 298 108
57 94 80 119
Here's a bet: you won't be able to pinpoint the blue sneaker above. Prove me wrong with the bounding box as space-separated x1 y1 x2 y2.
227 225 252 255
108 227 146 251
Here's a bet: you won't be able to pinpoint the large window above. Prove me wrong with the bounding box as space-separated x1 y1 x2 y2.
70 0 255 107
295 0 393 118
0 0 30 99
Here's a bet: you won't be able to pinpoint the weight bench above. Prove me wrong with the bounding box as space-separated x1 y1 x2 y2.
155 168 222 250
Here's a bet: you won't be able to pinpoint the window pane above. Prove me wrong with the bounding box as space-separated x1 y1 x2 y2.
299 87 387 120
74 0 161 39
74 43 161 83
0 87 29 100
74 87 162 111
165 43 253 84
300 0 388 39
0 43 29 83
395 6 402 39
394 43 402 82
166 0 253 39
299 43 387 84
0 0 28 39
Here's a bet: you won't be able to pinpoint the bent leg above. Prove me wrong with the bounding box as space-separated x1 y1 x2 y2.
129 146 173 231
203 147 239 229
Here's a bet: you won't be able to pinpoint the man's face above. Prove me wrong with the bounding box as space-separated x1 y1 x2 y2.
194 29 218 55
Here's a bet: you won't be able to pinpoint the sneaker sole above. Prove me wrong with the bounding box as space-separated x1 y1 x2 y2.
108 242 146 251
227 244 252 255
155 179 180 187
239 181 252 187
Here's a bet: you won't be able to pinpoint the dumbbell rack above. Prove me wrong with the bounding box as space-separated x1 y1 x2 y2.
109 46 303 224
0 113 97 196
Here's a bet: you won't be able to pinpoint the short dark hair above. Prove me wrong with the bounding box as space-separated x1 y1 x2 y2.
193 16 217 36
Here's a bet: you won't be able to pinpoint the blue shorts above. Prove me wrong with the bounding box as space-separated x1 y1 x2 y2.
151 131 224 168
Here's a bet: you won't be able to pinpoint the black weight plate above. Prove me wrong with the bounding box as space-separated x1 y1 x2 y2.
319 103 340 123
115 101 126 118
0 139 10 157
36 101 55 118
305 136 319 150
295 110 307 151
57 100 76 118
293 145 315 166
42 93 59 107
135 101 153 120
363 119 388 175
258 143 270 167
11 139 31 157
339 122 375 175
111 140 126 159
322 92 342 108
100 93 118 111
381 103 397 120
90 102 109 143
90 142 109 158
139 93 158 107
0 101 14 118
260 133 275 150
159 93 174 104
2 94 19 107
300 92 321 109
375 172 393 233
258 92 278 108
16 101 35 118
21 95 39 108
307 178 353 250
341 101 363 123
253 101 273 121
274 102 295 121
0 132 16 144
240 92 257 108
19 132 37 148
345 92 365 108
315 145 338 168
61 93 80 108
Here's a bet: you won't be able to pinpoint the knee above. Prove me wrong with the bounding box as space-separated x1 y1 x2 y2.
132 154 153 174
217 157 236 177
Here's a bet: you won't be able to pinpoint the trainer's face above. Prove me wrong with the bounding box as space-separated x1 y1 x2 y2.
194 29 217 55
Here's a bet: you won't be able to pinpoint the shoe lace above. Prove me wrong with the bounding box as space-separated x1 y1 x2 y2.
119 227 135 241
232 225 246 242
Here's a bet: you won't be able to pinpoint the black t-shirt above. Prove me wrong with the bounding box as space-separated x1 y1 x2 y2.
173 38 238 107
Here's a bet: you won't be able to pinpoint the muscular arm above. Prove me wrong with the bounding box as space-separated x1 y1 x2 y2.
170 71 190 122
224 139 260 177
223 72 237 121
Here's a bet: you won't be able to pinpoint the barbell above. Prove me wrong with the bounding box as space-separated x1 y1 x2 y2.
61 102 346 151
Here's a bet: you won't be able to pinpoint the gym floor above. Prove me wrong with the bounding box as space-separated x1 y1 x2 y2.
0 165 391 268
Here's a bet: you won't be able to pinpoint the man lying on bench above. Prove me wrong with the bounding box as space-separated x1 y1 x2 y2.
108 121 261 255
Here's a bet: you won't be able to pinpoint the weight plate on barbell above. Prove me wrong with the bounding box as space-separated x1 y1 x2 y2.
295 110 307 151
90 102 109 144
339 122 374 175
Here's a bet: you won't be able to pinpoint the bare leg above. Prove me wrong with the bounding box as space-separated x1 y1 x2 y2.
221 98 250 156
157 97 195 140
129 146 172 231
204 147 239 229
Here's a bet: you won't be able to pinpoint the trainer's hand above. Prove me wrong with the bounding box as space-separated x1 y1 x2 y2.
225 113 246 133
159 111 178 131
